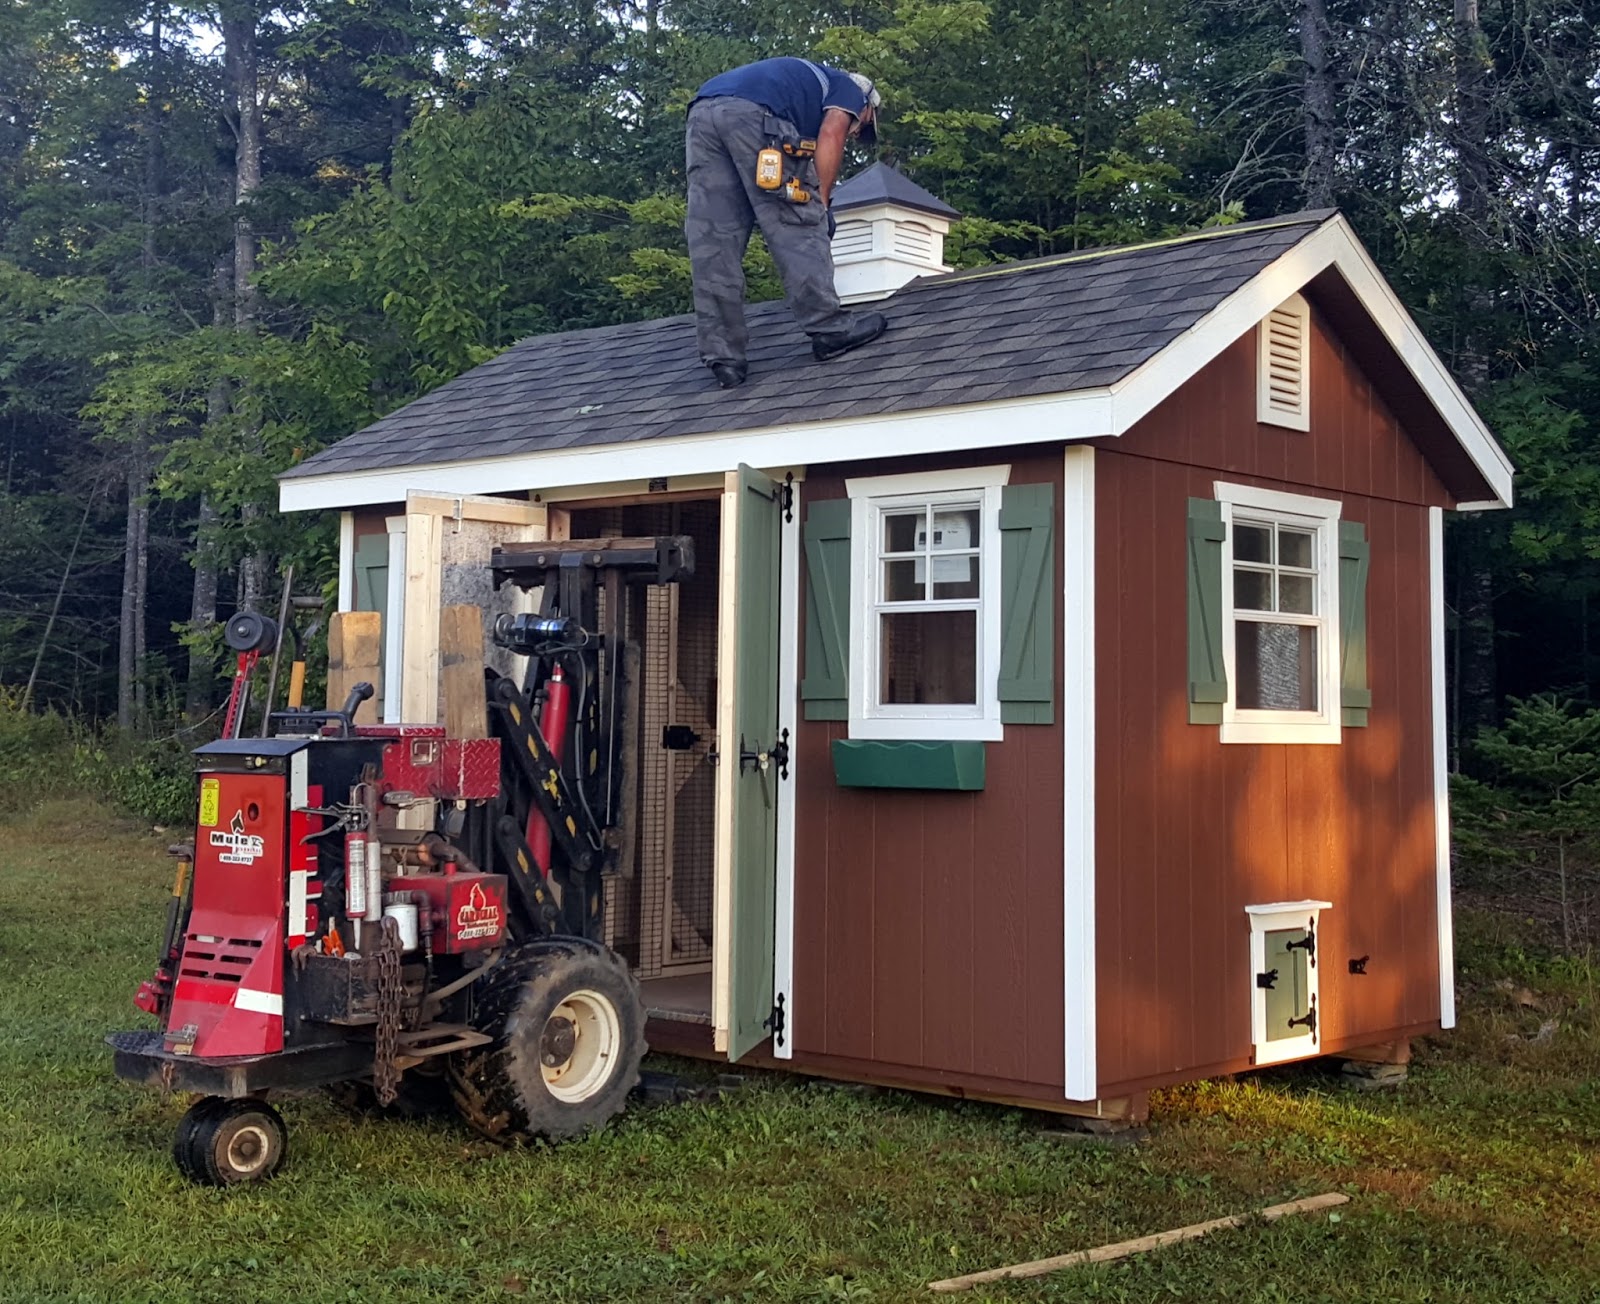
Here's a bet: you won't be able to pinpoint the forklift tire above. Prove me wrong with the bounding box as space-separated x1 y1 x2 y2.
173 1096 287 1186
450 937 646 1143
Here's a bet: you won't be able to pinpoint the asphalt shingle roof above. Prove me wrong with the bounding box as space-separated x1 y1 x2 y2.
284 211 1332 481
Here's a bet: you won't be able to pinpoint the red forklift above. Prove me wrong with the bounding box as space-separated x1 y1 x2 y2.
108 537 692 1184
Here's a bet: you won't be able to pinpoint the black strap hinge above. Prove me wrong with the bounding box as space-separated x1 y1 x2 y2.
764 992 786 1047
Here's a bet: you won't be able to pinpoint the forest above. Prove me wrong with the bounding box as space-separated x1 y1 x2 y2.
2 0 1598 900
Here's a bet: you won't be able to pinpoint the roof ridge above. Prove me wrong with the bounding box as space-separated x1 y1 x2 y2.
907 211 1333 293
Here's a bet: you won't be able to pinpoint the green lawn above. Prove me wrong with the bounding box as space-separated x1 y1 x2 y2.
1 802 1597 1303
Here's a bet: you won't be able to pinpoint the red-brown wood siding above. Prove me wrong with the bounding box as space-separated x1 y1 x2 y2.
1093 309 1448 1097
791 448 1067 1094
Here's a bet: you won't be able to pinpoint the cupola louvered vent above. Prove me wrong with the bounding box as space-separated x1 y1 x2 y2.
829 164 959 303
891 222 935 262
832 221 875 260
1257 293 1311 431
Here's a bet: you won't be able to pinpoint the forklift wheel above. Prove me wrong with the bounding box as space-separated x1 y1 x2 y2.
451 937 646 1143
173 1097 287 1186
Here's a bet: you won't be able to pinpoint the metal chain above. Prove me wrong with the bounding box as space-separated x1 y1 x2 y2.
372 915 404 1106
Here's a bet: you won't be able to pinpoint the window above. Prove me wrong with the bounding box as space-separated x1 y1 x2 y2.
1247 901 1331 1065
1216 482 1341 744
1257 293 1311 431
845 466 1008 740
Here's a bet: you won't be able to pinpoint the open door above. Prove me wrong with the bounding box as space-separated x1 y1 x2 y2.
712 465 785 1059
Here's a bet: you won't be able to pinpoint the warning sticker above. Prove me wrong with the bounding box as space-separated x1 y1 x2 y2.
198 779 220 828
210 811 264 865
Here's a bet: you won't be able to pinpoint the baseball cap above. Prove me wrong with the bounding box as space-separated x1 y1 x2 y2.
846 72 881 145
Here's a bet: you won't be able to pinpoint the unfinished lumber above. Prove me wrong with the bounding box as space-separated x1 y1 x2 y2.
440 604 489 739
926 1192 1349 1293
326 610 381 724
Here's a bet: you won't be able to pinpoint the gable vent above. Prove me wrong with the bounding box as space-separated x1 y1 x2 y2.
1258 293 1311 431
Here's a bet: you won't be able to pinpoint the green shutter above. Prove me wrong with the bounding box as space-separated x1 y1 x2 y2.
801 498 851 721
1339 521 1371 727
1187 498 1227 725
353 532 389 620
998 482 1055 724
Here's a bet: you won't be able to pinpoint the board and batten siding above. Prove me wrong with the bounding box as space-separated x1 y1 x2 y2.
790 448 1068 1103
1091 308 1453 1098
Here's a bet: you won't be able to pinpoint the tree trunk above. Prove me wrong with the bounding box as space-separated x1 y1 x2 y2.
1299 0 1337 208
224 6 270 609
186 254 231 721
116 445 149 731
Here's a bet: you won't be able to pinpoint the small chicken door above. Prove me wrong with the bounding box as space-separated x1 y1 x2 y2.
1247 900 1332 1066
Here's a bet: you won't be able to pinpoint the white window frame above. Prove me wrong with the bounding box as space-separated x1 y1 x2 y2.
1247 900 1332 1066
1216 481 1342 745
845 465 1009 741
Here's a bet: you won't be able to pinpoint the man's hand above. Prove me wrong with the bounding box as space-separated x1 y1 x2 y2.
815 107 854 207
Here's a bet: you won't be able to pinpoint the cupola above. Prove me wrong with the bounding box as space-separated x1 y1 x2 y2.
829 163 961 303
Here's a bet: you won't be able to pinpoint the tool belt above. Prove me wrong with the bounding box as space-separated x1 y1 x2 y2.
755 114 818 205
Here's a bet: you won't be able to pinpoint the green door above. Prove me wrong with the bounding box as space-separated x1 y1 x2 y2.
719 465 784 1061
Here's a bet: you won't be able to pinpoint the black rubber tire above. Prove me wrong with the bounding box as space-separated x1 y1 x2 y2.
450 937 646 1143
173 1097 287 1186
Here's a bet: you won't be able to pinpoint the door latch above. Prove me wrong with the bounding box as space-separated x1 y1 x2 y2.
1256 969 1279 990
738 728 792 778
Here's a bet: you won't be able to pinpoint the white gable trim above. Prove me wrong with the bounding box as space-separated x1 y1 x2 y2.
279 215 1512 515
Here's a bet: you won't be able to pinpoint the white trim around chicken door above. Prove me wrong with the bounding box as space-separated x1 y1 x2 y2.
1062 444 1097 1101
1430 506 1456 1029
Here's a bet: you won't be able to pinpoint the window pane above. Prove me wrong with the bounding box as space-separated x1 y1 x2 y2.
883 510 921 554
1263 928 1311 1041
1278 527 1314 570
932 567 979 599
928 508 980 552
880 610 977 705
1235 523 1272 564
883 559 922 602
1236 620 1317 711
1279 574 1314 614
1234 569 1273 612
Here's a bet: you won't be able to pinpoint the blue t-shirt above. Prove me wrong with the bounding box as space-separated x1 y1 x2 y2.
695 58 868 137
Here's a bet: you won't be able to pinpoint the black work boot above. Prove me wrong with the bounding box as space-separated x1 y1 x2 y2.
811 312 888 362
709 361 747 389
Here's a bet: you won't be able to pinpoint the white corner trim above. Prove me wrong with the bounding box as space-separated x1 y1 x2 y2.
772 481 802 1060
337 512 355 612
1430 506 1456 1029
1062 445 1097 1101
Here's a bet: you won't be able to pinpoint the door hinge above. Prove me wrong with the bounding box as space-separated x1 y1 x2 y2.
764 992 786 1047
1286 995 1318 1041
1285 919 1317 967
780 473 794 523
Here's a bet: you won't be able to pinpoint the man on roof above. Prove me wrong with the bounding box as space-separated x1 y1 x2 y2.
686 57 890 389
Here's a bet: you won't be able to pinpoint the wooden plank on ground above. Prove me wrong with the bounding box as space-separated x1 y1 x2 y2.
927 1193 1349 1293
326 611 381 724
440 604 488 739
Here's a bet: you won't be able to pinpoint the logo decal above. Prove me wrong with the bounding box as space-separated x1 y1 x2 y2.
455 882 503 941
210 810 265 865
198 778 220 828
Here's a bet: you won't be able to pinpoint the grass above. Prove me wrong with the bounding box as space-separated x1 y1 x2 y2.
1 803 1598 1302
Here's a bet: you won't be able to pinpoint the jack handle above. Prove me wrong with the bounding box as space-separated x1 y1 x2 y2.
340 681 375 724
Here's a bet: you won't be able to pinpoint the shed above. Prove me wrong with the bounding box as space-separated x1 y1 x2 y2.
280 174 1514 1120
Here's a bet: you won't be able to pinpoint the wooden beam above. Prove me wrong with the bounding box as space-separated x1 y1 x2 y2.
440 604 489 739
326 611 381 724
401 510 442 723
927 1193 1350 1293
403 492 542 527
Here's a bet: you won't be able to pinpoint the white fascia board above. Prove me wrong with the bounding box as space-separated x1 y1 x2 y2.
1109 217 1513 509
1430 506 1456 1029
277 389 1114 514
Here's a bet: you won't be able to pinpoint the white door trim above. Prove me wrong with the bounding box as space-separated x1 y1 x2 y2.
1062 445 1097 1100
772 480 801 1059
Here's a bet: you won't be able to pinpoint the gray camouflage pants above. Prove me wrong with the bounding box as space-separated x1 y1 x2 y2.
685 96 852 368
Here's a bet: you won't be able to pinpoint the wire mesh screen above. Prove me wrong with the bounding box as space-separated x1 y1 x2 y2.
568 500 720 978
